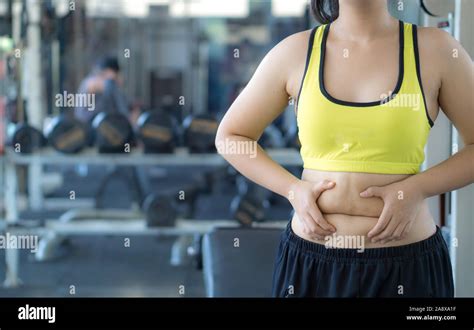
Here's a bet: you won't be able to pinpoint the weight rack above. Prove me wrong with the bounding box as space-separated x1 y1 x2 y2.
1 147 302 287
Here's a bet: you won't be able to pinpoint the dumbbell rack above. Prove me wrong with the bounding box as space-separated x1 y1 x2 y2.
1 147 302 287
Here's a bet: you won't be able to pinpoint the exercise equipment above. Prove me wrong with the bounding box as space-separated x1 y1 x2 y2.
144 181 206 227
45 113 89 153
142 194 178 227
259 124 285 149
8 122 45 153
420 0 441 17
231 176 270 226
182 114 219 153
94 164 222 227
187 233 203 270
144 185 196 227
235 175 271 201
144 166 233 226
95 166 144 210
94 165 179 227
202 227 282 297
136 110 176 153
419 0 454 33
92 112 134 153
94 165 178 227
230 193 267 227
6 49 45 154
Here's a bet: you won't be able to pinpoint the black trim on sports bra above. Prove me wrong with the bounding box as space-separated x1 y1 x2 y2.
412 25 434 127
319 20 405 107
296 26 319 111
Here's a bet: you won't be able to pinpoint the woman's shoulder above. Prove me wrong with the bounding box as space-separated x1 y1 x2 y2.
258 29 315 83
272 30 316 94
266 29 317 69
282 29 315 44
270 29 314 57
415 25 469 77
416 26 462 58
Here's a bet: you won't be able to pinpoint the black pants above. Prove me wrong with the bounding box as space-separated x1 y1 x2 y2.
272 222 454 297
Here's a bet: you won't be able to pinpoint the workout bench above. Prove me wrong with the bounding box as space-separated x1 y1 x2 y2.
202 227 283 297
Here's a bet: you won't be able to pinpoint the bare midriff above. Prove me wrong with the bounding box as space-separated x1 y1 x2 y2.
291 169 437 248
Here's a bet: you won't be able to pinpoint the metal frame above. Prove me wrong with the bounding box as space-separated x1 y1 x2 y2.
1 147 301 287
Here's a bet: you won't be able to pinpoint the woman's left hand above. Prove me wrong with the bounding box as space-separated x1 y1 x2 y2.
359 179 426 244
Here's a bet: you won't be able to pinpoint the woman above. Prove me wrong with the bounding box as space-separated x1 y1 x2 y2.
215 0 473 297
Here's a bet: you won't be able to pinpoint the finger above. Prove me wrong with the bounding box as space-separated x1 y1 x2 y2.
391 221 408 241
374 217 399 243
308 206 336 233
382 227 402 244
305 221 329 240
383 219 408 243
302 214 329 239
360 186 382 198
368 206 392 238
312 180 336 197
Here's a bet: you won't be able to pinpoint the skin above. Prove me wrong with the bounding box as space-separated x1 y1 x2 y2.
215 0 474 248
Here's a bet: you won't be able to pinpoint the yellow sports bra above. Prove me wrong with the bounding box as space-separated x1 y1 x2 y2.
297 21 434 174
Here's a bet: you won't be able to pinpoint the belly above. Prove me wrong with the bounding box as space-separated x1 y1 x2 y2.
291 169 436 248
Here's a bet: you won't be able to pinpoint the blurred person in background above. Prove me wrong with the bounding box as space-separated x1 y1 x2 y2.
75 56 130 123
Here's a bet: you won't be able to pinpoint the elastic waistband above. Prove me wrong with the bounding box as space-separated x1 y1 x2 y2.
283 221 446 262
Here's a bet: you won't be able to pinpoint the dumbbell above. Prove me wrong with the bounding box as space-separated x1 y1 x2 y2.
92 112 134 153
7 122 46 154
45 113 90 154
230 176 271 227
142 194 178 227
182 114 219 153
136 110 177 153
143 167 230 227
143 182 204 227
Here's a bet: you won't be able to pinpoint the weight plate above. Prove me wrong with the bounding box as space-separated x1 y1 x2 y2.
143 194 177 227
92 112 133 152
183 115 219 153
230 193 266 227
10 124 45 154
46 116 89 154
137 111 175 153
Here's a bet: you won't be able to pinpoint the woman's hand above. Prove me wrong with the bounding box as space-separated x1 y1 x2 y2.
288 180 337 240
360 179 426 244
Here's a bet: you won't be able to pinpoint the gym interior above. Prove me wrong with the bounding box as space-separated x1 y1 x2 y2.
0 0 473 299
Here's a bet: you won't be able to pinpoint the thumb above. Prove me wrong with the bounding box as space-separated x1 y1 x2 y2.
360 186 381 198
313 180 335 195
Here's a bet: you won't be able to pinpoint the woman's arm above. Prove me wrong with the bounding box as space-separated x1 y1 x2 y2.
215 36 299 198
216 31 336 237
407 30 474 196
361 30 474 243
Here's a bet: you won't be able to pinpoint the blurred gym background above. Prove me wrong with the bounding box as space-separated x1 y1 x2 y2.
0 0 472 297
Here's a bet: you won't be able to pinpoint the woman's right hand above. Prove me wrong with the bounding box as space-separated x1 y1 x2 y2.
288 180 337 240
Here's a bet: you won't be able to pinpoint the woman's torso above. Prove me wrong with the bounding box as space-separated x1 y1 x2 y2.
291 171 436 248
286 21 441 247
